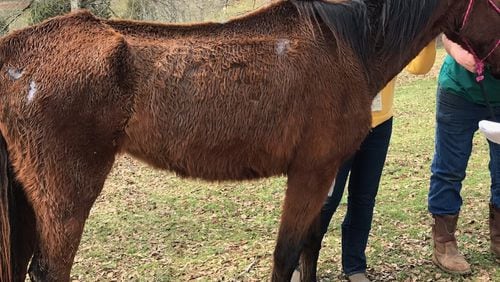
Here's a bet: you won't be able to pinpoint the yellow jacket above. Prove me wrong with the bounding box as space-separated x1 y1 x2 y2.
371 40 436 127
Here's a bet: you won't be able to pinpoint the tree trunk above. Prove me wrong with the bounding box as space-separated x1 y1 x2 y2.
71 0 80 11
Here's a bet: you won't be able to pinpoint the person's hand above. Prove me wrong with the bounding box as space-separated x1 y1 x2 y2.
450 46 476 73
442 34 476 73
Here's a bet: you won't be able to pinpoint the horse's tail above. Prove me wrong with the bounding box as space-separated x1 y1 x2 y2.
0 132 12 281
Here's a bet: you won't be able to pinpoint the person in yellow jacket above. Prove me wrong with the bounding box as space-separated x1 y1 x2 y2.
308 41 436 282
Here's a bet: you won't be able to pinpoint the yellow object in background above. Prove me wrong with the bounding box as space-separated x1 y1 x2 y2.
406 40 437 75
371 40 436 128
371 78 396 127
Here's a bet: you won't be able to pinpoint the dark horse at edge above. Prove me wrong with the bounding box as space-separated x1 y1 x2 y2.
0 0 499 281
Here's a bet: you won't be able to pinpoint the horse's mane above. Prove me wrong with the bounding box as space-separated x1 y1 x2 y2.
292 0 440 66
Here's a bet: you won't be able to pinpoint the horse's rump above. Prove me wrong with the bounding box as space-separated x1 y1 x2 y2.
0 11 137 172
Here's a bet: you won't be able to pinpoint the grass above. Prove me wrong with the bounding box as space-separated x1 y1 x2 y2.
207 0 270 22
0 1 30 30
70 48 499 281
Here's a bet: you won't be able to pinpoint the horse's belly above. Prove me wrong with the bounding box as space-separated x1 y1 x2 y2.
124 140 290 181
122 80 306 179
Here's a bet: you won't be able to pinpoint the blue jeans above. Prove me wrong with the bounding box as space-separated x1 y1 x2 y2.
319 117 393 276
428 87 500 215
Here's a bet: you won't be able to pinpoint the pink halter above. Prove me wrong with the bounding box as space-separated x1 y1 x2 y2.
460 0 500 82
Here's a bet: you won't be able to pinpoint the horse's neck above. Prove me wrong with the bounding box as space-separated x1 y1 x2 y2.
366 0 464 93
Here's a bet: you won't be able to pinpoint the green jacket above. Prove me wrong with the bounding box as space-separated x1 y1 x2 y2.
439 55 500 106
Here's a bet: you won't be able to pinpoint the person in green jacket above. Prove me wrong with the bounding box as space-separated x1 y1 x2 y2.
429 34 500 275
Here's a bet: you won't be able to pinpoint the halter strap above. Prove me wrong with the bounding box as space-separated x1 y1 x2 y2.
460 0 500 82
463 39 500 82
464 0 500 28
461 0 475 29
488 0 500 13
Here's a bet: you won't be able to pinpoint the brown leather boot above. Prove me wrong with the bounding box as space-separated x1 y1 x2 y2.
490 204 500 258
432 214 471 274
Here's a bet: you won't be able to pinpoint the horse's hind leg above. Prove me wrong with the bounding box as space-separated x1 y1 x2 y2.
272 165 338 282
23 162 112 282
10 177 36 281
27 178 107 282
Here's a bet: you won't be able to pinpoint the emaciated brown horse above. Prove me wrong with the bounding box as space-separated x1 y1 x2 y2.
0 0 499 281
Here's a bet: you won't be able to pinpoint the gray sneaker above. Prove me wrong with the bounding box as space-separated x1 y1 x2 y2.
290 269 301 282
348 273 370 282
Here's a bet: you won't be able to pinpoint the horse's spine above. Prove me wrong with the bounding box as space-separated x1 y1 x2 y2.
0 132 12 281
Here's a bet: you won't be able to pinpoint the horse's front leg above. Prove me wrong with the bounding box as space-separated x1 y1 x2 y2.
298 213 323 281
299 178 339 281
272 164 338 282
